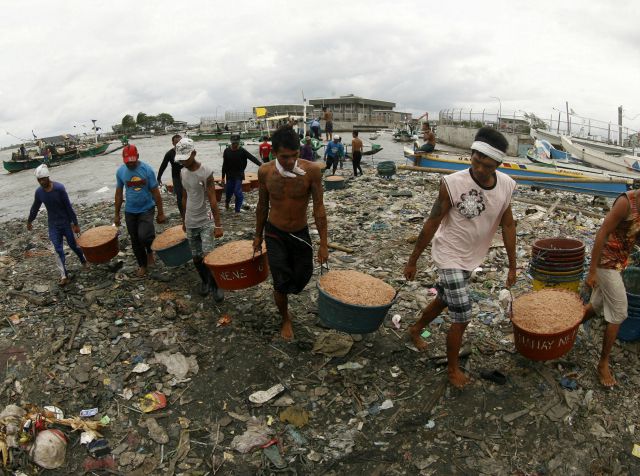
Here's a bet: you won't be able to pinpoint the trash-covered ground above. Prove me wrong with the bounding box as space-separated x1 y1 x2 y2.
1 162 639 475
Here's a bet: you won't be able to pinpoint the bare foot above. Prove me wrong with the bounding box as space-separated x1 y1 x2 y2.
597 361 616 387
136 267 147 277
280 318 294 341
448 368 471 389
59 276 70 286
82 261 89 270
408 324 428 351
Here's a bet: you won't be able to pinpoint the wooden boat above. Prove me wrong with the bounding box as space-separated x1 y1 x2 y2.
532 129 634 155
527 140 638 181
191 130 263 141
403 148 632 198
3 142 109 173
560 136 638 174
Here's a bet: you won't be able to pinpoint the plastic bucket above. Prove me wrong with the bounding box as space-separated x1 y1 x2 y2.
530 269 583 282
377 161 396 178
317 285 396 334
532 254 585 265
530 266 584 277
532 279 580 292
618 314 640 341
512 319 581 361
622 267 640 295
532 238 585 254
154 239 192 267
325 176 345 190
204 252 269 290
77 226 119 264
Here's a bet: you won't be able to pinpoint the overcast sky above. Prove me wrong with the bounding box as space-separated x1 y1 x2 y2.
1 0 638 146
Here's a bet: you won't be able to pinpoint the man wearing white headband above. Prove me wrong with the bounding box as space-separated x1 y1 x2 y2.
27 164 87 286
403 126 517 389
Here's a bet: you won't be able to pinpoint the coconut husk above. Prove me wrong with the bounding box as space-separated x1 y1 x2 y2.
319 270 395 306
152 226 186 251
511 289 583 334
77 226 117 248
205 240 266 267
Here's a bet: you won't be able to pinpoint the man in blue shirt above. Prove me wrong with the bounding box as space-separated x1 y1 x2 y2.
114 144 166 277
310 118 321 139
323 135 344 175
27 164 86 286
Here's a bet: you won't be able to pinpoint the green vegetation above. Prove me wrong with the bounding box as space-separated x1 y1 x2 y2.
118 112 175 133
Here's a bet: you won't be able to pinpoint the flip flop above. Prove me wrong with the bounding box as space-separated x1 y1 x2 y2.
479 369 507 385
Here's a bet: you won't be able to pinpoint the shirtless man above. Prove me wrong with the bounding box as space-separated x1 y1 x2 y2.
323 107 334 141
351 130 364 177
254 125 329 340
417 122 436 153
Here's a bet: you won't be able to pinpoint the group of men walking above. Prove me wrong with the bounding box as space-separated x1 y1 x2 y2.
26 124 632 388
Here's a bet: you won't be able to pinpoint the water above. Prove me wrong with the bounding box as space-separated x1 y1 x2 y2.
0 132 412 223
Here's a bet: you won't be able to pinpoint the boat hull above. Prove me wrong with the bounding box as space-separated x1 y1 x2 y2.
3 143 109 173
561 136 637 174
405 150 629 198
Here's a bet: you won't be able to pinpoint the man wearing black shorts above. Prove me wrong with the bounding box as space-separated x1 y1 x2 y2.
254 125 328 340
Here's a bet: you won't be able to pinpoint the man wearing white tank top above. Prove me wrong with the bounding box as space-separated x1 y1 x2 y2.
404 127 517 389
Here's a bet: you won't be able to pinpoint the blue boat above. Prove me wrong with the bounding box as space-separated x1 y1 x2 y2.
403 148 631 198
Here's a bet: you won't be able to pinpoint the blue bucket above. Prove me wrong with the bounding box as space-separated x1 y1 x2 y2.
317 284 396 334
155 239 193 267
618 314 640 341
623 266 640 295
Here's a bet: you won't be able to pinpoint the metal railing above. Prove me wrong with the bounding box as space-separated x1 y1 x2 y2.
439 108 640 147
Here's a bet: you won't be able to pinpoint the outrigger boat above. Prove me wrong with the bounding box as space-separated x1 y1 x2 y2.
4 142 109 173
403 148 633 198
560 136 640 175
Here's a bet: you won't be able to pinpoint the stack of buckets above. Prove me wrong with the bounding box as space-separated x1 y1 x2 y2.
620 266 640 341
529 238 585 292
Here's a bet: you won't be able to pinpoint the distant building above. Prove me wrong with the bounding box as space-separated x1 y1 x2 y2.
253 94 412 132
309 94 412 124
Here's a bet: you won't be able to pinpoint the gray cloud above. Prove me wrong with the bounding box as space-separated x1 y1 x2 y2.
1 0 639 146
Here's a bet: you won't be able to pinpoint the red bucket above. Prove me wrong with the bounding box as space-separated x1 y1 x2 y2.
204 241 269 290
532 238 585 254
77 226 119 264
511 289 583 361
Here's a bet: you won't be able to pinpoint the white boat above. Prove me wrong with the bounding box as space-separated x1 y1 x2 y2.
533 128 635 155
561 136 638 174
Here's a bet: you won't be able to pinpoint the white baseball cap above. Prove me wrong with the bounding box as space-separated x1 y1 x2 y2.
175 138 196 161
35 164 50 178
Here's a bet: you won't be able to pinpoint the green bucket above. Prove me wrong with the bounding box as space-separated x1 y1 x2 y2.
377 161 396 178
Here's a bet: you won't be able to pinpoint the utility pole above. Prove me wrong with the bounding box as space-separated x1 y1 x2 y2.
618 105 623 146
566 101 571 135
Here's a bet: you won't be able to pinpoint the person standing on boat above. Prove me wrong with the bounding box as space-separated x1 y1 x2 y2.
253 125 328 340
300 136 314 162
221 134 262 213
324 135 344 174
157 134 184 215
114 144 166 277
582 189 640 387
259 136 272 163
20 144 27 159
351 131 364 177
416 122 436 153
323 107 334 141
27 164 87 286
175 138 225 302
310 118 321 139
403 127 517 389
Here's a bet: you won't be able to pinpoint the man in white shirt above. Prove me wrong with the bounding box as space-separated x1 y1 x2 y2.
403 127 517 388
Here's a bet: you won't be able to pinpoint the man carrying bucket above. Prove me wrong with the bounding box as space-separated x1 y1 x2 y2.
175 138 225 302
114 144 166 277
27 164 87 286
582 188 640 387
403 127 517 389
253 125 329 341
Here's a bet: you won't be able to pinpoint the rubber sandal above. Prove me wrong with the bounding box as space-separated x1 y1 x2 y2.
479 369 507 385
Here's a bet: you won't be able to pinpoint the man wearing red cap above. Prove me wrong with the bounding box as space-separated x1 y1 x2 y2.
115 144 166 276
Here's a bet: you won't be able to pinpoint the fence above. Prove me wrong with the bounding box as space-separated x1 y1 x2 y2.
439 108 640 148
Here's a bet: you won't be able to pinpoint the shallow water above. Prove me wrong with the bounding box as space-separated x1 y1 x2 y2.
0 132 413 223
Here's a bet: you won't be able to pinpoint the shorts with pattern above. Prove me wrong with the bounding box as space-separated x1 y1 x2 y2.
186 223 214 259
435 268 473 323
590 268 627 324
